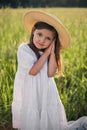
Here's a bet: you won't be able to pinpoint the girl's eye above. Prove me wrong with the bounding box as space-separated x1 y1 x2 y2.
37 32 51 41
46 37 51 41
37 33 42 36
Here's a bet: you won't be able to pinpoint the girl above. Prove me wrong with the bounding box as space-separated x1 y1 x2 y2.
12 10 70 130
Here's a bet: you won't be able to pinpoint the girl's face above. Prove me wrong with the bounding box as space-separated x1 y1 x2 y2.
33 29 54 49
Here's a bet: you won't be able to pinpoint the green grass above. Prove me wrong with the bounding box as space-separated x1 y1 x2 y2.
0 8 87 128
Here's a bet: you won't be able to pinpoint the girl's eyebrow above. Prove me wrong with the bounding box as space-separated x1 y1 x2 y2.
37 32 42 35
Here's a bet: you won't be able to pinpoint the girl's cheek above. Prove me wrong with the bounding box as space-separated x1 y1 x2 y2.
47 42 52 47
34 36 39 41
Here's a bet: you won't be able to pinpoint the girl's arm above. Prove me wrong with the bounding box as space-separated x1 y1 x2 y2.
47 43 57 77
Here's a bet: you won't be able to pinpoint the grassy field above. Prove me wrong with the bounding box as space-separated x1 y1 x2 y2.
0 8 87 129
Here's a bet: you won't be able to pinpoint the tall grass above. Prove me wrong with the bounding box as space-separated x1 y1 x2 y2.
0 8 87 127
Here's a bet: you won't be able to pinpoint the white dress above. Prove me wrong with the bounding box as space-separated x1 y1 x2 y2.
12 43 68 130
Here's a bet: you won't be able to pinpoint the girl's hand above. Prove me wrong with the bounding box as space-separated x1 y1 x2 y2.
44 40 55 56
51 40 55 54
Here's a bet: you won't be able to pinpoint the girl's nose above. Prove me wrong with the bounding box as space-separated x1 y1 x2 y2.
40 37 45 44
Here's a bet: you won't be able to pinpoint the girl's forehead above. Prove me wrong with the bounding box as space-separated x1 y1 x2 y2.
35 29 55 37
36 28 55 34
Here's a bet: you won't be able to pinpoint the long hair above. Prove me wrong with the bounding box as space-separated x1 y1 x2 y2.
29 21 63 75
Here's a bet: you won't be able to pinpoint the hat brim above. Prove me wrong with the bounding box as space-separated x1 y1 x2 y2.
24 10 71 49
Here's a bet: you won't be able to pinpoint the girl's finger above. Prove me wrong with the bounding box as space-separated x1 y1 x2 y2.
51 40 55 52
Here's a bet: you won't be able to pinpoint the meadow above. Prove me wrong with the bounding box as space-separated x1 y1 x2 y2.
0 8 87 129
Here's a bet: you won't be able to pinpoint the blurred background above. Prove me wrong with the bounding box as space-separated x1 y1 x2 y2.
0 0 87 130
0 0 87 8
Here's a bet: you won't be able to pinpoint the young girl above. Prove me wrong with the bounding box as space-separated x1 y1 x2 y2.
12 10 70 130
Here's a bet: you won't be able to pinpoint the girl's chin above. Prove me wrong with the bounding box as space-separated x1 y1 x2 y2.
34 44 46 50
36 45 45 49
36 46 46 51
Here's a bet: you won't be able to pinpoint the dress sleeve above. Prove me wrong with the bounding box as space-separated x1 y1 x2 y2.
17 45 35 73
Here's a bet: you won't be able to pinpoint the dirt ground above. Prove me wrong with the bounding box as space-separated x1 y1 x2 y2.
0 125 17 130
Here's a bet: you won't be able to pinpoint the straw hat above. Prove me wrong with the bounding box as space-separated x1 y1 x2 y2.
24 10 71 49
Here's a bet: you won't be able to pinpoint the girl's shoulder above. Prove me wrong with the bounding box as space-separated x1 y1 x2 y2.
18 43 32 53
17 43 35 58
18 43 29 50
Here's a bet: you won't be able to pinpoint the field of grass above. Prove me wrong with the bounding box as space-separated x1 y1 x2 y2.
0 8 87 129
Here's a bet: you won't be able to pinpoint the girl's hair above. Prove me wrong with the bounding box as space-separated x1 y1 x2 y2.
29 21 63 76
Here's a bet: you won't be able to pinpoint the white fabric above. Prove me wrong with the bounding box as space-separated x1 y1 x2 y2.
12 43 68 130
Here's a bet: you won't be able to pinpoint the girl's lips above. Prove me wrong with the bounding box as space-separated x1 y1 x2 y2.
36 43 45 49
